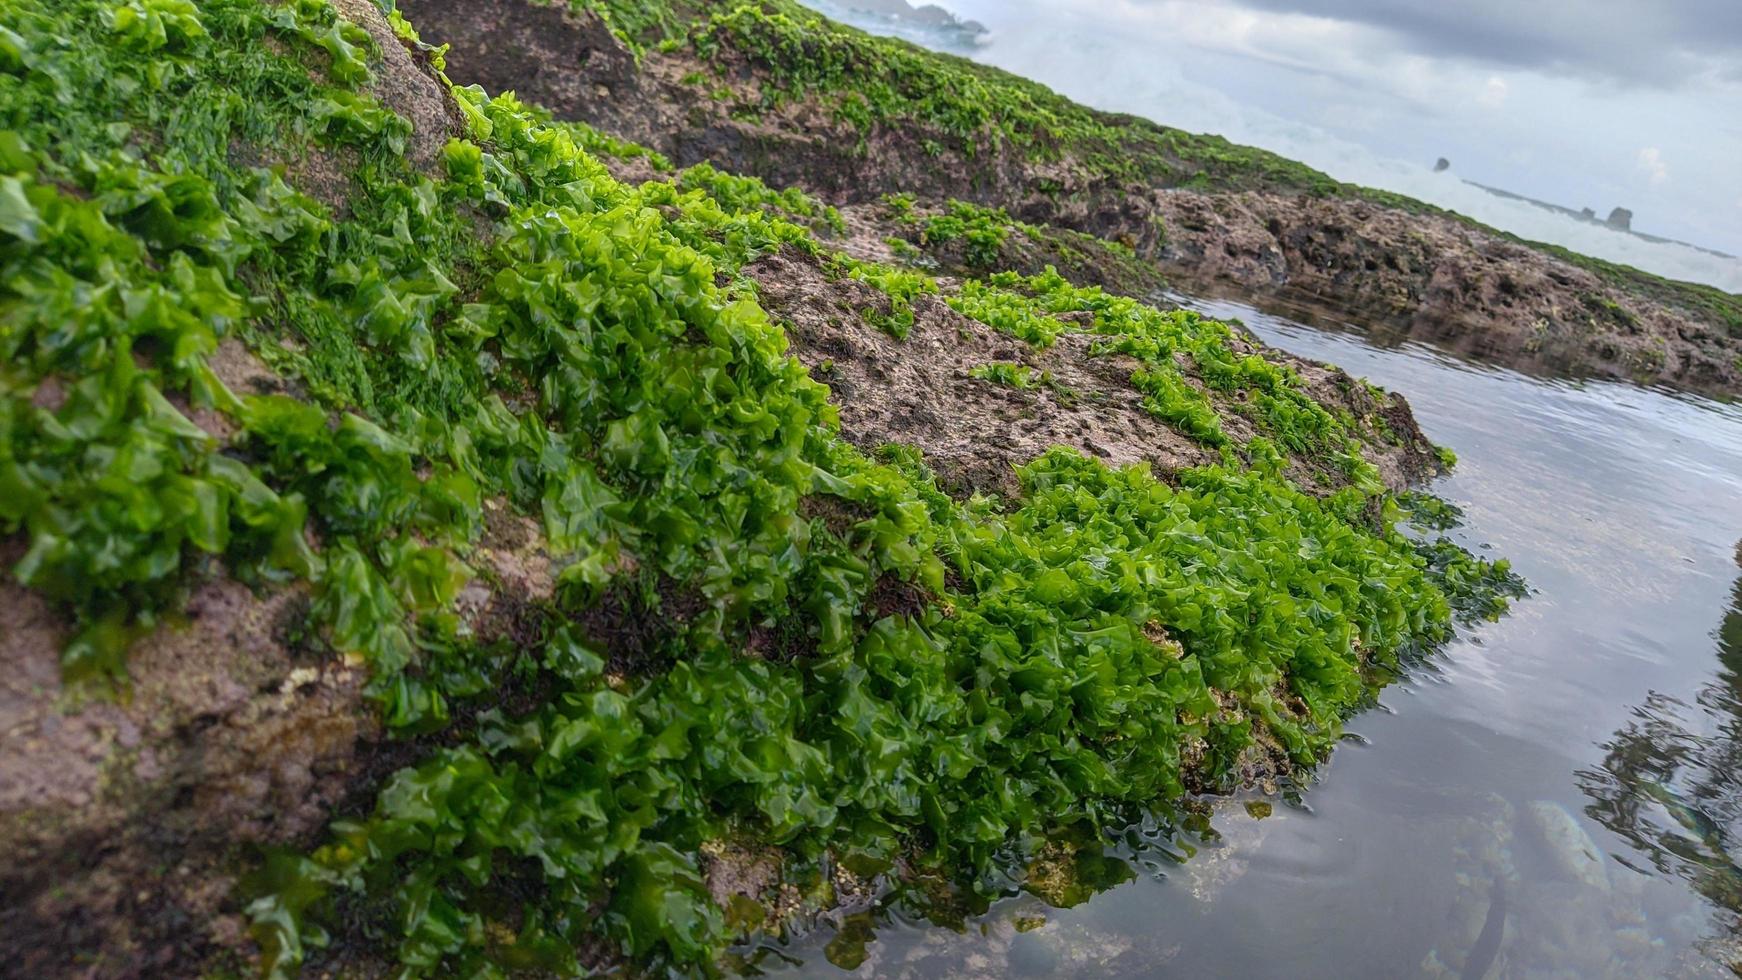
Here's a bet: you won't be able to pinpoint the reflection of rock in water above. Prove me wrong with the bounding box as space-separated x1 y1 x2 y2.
1578 570 1742 976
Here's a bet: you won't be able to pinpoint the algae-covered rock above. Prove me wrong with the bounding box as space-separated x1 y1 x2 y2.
400 0 1742 400
0 0 1526 975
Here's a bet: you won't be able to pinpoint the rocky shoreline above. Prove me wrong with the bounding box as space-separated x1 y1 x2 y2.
401 0 1742 400
1148 190 1742 397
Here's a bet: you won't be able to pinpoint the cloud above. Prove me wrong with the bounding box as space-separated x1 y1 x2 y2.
1176 0 1742 86
1477 75 1509 108
1060 0 1506 112
1638 147 1670 184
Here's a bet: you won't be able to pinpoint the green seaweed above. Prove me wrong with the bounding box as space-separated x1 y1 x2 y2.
918 200 1014 269
968 361 1042 389
829 254 937 338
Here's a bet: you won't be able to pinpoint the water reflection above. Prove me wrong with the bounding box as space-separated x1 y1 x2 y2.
1580 563 1742 967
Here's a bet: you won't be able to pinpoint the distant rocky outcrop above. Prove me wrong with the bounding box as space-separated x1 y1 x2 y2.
1433 157 1450 173
1465 181 1732 260
822 0 986 43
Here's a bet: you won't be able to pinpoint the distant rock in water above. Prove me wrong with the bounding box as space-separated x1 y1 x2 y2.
1462 180 1734 259
1434 157 1451 173
911 4 967 27
819 0 988 45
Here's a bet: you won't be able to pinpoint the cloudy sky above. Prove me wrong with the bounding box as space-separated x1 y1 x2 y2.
922 0 1742 263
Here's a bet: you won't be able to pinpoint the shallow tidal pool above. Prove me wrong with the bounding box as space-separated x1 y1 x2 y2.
746 292 1742 979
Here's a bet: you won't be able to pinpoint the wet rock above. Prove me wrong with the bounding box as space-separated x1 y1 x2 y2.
332 0 460 169
0 575 376 976
1157 190 1741 398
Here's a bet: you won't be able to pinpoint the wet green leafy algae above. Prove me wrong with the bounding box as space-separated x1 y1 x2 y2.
0 0 1518 974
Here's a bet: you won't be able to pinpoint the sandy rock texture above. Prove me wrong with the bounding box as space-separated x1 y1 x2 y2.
749 246 1436 500
0 571 375 977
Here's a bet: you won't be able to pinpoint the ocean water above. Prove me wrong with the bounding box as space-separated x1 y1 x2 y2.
802 1 1742 295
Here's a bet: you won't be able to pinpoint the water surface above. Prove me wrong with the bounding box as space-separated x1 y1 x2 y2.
751 293 1742 978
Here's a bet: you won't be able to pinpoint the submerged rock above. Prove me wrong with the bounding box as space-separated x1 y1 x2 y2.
1421 793 1690 980
1422 793 1518 980
1526 800 1610 893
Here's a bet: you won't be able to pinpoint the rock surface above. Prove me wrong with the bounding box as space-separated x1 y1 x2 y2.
749 246 1437 500
1525 800 1610 893
0 572 375 977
